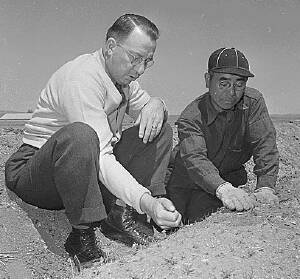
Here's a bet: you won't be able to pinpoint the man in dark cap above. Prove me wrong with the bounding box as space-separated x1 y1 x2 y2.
167 47 279 224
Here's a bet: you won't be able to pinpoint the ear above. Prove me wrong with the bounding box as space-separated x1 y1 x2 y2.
105 38 117 57
204 72 210 88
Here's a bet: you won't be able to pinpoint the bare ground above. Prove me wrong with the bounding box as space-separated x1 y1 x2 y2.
0 119 299 279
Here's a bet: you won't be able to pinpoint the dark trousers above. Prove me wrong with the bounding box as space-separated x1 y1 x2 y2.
5 122 173 226
167 166 247 224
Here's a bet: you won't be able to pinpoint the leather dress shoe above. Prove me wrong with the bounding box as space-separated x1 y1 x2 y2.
64 227 105 266
100 204 154 246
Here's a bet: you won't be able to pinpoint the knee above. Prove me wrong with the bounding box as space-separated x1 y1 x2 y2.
60 122 100 150
68 122 98 143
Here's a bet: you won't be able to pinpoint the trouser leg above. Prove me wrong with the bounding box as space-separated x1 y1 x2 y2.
5 122 107 226
98 123 173 245
186 189 223 223
186 167 247 223
168 184 222 224
166 158 193 223
114 122 173 197
96 122 173 214
167 165 247 223
166 185 192 224
186 169 247 222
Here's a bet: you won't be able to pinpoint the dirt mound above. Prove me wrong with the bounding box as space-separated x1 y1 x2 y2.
0 120 299 279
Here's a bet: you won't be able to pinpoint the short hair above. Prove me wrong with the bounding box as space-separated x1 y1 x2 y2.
106 14 159 42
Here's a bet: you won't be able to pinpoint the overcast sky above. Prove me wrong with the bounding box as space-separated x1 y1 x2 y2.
0 0 299 114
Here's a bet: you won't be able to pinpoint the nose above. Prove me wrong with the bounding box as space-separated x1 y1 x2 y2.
229 85 237 96
134 62 146 75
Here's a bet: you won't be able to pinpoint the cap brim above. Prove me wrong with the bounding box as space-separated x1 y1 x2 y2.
211 67 254 77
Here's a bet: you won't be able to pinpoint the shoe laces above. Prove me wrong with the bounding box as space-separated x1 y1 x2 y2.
77 228 103 258
122 208 154 241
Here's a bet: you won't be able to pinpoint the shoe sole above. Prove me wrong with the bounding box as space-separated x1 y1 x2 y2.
64 244 106 268
70 254 105 273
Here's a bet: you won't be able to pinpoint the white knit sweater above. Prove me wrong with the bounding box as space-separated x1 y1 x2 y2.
23 49 152 213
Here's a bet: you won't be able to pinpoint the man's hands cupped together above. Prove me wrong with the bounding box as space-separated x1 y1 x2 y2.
135 97 166 144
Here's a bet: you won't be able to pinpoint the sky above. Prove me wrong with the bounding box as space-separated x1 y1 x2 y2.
0 0 299 115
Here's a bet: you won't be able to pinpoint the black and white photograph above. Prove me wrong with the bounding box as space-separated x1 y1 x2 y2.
0 1 299 278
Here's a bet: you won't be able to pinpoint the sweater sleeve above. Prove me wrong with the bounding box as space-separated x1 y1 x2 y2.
60 81 150 213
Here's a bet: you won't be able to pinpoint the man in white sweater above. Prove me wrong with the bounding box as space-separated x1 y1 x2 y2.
5 14 181 266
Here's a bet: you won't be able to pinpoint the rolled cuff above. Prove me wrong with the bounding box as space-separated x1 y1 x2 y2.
66 205 107 226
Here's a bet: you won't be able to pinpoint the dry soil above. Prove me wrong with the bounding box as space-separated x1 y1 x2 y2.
0 119 299 279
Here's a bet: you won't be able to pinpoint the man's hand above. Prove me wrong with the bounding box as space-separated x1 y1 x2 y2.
140 193 182 230
216 182 256 211
134 97 165 144
254 187 279 205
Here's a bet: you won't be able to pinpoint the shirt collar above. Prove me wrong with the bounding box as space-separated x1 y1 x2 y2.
206 93 248 125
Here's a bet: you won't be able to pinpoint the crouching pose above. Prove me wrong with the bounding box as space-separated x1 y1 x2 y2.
167 47 279 224
5 14 181 266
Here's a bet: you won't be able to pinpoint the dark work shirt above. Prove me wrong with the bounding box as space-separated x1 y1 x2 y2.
171 87 279 194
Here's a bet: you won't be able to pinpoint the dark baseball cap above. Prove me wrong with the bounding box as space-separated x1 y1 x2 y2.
208 47 254 77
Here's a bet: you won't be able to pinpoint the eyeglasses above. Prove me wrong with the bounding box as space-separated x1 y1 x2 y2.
218 80 247 91
116 43 154 69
